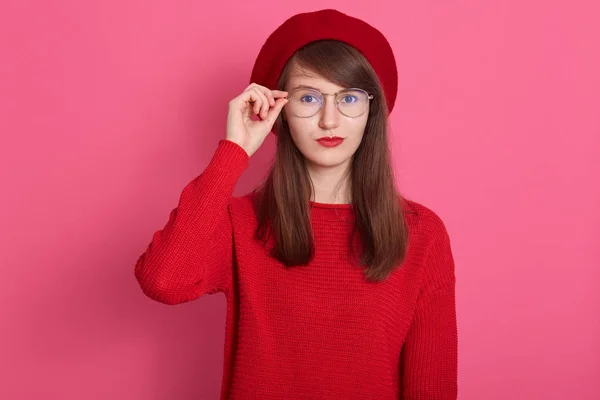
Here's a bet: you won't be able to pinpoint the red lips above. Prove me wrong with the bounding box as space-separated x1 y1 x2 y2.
317 137 344 147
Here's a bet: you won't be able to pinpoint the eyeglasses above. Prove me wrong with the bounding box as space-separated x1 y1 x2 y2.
285 87 374 118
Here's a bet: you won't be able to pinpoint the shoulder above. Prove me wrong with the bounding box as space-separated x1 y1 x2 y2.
401 197 450 240
401 196 455 291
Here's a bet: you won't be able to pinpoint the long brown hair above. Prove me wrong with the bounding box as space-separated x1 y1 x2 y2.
253 40 409 282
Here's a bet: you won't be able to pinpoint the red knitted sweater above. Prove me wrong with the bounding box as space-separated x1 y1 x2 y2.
135 139 458 400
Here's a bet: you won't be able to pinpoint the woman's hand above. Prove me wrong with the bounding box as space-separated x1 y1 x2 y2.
226 83 288 157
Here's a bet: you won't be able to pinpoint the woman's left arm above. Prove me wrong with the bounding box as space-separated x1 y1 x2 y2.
399 212 458 400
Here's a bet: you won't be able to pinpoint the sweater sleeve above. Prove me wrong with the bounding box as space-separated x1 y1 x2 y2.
134 139 249 305
399 212 458 399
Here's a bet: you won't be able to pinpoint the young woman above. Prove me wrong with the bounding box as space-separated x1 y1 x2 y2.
135 9 458 400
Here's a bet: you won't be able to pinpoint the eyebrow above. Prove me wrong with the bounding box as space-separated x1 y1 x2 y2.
289 85 353 94
289 84 321 92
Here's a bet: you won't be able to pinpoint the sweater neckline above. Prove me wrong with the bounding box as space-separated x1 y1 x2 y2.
309 200 353 210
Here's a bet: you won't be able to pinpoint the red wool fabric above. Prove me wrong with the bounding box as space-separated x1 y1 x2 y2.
135 140 458 400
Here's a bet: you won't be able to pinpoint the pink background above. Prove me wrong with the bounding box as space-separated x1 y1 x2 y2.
1 0 598 399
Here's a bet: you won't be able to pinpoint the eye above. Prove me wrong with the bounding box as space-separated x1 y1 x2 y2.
300 95 319 103
340 94 358 104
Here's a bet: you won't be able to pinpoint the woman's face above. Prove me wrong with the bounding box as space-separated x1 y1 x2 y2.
283 68 369 172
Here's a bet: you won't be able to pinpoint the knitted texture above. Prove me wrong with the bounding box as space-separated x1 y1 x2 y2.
135 139 458 400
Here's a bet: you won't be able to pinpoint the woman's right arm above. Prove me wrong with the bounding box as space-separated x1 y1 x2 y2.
134 83 288 305
134 139 249 304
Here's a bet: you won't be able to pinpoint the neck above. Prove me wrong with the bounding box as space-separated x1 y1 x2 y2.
305 159 352 204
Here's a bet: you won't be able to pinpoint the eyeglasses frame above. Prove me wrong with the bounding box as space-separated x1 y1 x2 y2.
284 87 374 118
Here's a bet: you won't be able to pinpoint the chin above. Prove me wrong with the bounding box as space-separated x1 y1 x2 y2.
305 153 351 169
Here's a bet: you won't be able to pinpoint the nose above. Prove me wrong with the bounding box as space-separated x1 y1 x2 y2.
318 95 340 130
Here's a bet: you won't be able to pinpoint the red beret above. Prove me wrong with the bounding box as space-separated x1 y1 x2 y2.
250 9 398 114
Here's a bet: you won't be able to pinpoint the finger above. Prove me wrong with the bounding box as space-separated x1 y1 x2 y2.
248 83 287 100
237 85 287 116
270 90 289 99
253 88 270 120
236 89 261 117
264 97 288 126
231 90 257 115
261 88 275 107
249 89 263 116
